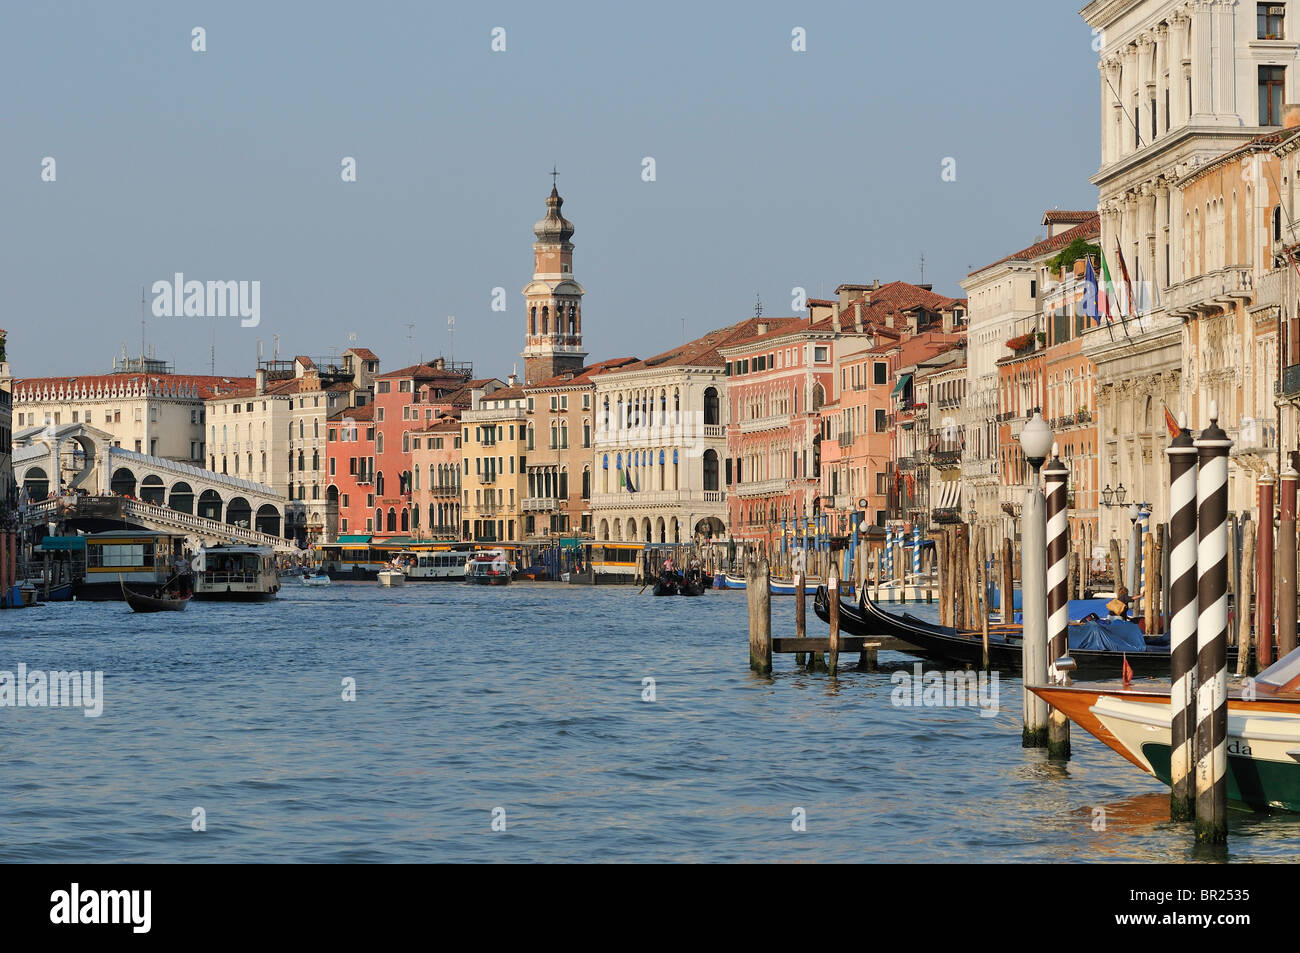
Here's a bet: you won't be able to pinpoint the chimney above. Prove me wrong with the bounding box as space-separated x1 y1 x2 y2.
1287 103 1300 129
756 321 769 335
853 302 863 334
508 372 518 387
255 367 266 395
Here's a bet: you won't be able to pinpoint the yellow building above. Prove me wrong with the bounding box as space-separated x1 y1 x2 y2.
461 384 527 543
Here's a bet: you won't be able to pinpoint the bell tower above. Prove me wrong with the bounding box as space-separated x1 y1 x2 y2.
522 174 587 384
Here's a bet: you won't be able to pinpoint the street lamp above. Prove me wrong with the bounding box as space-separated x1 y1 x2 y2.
1019 411 1054 484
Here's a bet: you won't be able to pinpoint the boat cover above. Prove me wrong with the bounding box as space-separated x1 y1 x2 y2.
1067 619 1150 653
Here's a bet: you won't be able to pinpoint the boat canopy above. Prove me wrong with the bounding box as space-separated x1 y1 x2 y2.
1067 619 1148 653
1256 645 1300 695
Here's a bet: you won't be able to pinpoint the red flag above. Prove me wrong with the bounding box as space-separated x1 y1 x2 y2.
1122 653 1133 687
1162 404 1180 440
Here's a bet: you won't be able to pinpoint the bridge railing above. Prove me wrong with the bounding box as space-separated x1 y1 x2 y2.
122 499 297 552
107 447 280 501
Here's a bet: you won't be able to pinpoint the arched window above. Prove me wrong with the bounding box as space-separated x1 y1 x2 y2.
387 508 397 532
1275 205 1284 243
603 397 610 431
527 424 535 450
568 306 576 335
582 466 591 499
812 383 825 411
542 306 549 334
703 386 719 425
530 306 537 335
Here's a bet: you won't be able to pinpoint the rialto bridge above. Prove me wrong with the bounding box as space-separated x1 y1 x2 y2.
12 423 299 551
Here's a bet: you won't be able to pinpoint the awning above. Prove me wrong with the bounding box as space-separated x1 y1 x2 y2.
37 536 86 551
937 480 962 509
891 373 912 396
337 534 372 544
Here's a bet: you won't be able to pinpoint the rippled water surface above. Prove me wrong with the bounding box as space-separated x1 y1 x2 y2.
1 582 1296 862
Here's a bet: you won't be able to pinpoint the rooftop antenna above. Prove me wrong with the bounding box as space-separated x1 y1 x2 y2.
273 334 281 360
257 338 264 364
406 322 416 360
140 286 147 361
920 252 925 285
754 292 763 318
447 315 456 364
209 324 215 376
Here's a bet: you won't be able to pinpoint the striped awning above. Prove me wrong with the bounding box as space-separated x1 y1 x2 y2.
937 479 962 509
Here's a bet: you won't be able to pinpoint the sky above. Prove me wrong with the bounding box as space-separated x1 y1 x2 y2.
2 0 1101 380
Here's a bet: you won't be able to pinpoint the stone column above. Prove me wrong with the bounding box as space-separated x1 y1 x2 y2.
1192 2 1214 121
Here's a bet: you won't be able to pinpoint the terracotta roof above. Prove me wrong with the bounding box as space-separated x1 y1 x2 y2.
808 281 966 334
1180 129 1299 185
13 373 254 401
619 318 806 372
295 355 316 368
1042 210 1097 225
328 403 375 422
377 360 472 382
526 357 640 390
347 347 379 361
481 384 525 402
969 215 1100 276
209 376 309 400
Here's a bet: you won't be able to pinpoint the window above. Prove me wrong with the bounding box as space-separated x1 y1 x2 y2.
873 362 887 385
377 381 391 394
814 346 828 363
1260 66 1286 125
875 409 887 432
1260 3 1285 39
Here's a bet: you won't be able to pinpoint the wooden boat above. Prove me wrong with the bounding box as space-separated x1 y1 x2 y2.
813 587 1234 679
119 576 190 613
724 573 853 597
652 570 706 596
1031 647 1300 812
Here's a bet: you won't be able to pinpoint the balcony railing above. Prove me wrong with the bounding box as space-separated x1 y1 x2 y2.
1284 364 1300 398
429 483 460 497
523 497 559 512
931 449 961 467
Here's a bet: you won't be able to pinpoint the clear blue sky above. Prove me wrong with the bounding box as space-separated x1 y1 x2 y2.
2 0 1100 379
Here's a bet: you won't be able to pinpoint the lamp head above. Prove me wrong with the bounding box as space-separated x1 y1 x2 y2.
1019 411 1054 471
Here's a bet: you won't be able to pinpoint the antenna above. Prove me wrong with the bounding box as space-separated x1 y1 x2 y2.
920 252 926 285
139 286 147 361
273 334 281 360
209 324 216 375
406 323 416 357
447 315 456 363
754 292 763 318
257 338 264 363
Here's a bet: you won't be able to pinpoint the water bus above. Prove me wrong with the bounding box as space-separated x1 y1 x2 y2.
76 530 189 601
465 549 513 585
192 544 280 601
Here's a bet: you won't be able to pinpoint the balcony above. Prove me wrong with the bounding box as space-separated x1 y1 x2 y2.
931 507 961 524
1166 266 1254 318
429 483 460 497
838 431 855 448
523 497 559 512
733 477 789 498
478 473 497 484
703 424 725 438
738 414 787 434
1230 421 1278 471
1284 364 1300 398
931 449 961 468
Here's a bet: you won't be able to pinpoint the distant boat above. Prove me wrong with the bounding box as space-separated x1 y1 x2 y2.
192 544 280 602
301 572 331 587
377 568 405 587
723 573 853 597
119 576 190 613
466 549 512 585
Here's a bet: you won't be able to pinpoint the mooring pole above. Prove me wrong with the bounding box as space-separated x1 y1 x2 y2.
748 557 772 675
1002 536 1014 622
1238 518 1256 678
1257 472 1276 671
828 570 840 673
1167 414 1197 821
794 567 807 667
1043 446 1071 759
1194 406 1231 844
1022 469 1049 748
1279 467 1297 658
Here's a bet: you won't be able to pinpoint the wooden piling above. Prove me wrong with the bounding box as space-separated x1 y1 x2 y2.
1002 537 1014 623
936 531 950 628
1280 467 1297 658
794 569 807 667
1144 531 1156 636
977 536 990 670
954 526 967 630
1238 520 1256 677
1109 538 1123 595
747 558 772 674
1154 524 1166 634
827 571 840 673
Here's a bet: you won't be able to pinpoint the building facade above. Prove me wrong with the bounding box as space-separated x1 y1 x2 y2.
462 384 528 543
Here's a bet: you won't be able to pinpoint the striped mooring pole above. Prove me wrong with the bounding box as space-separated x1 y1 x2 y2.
1043 444 1071 758
1166 412 1198 821
886 526 894 580
912 526 921 581
1194 404 1231 843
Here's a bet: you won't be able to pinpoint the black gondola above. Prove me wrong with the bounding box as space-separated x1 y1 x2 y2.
811 585 1236 679
652 569 706 597
119 576 191 613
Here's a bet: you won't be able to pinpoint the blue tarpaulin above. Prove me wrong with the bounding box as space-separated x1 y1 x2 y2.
1067 619 1149 653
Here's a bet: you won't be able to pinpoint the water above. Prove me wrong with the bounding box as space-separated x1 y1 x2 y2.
1 583 1296 862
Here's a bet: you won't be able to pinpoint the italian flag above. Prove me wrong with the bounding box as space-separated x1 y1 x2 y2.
1098 251 1117 323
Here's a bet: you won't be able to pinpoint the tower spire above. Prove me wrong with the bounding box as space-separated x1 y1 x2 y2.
522 177 587 384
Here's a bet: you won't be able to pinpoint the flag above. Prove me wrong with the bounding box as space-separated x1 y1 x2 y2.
1122 653 1133 687
1098 252 1116 324
1114 241 1135 317
626 468 636 493
1163 404 1180 439
1082 257 1100 324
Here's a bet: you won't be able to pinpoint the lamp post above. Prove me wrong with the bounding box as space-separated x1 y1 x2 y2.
1019 411 1054 747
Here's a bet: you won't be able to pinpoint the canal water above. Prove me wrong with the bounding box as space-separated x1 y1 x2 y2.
1 583 1296 862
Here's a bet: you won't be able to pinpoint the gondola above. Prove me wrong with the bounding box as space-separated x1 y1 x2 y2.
652 570 706 597
119 576 190 613
812 586 1234 679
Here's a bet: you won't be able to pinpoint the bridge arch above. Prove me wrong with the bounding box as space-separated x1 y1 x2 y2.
169 481 194 514
226 497 252 528
255 504 281 537
23 466 49 501
110 467 137 496
198 489 223 521
140 474 165 505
